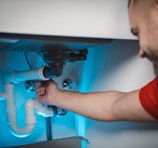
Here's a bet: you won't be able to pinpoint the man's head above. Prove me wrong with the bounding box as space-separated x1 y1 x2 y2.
128 0 158 76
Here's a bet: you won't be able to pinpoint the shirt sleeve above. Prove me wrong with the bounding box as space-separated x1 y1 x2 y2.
139 78 158 120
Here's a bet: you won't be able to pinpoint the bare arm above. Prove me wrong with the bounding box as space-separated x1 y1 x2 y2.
36 80 156 122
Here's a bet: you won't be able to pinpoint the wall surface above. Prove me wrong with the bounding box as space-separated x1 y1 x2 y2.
78 39 158 148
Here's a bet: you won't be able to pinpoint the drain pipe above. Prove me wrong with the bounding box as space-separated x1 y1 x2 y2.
2 83 55 137
7 66 63 84
7 67 49 83
4 83 36 137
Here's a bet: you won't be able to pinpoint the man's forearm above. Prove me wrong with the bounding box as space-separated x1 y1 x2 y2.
54 90 125 121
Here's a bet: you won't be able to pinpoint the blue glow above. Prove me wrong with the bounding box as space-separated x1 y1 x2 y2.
9 129 31 138
76 48 97 148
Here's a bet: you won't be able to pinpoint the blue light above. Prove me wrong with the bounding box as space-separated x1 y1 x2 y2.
75 48 97 148
9 130 31 138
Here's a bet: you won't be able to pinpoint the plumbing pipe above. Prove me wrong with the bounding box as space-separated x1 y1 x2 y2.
7 67 49 83
4 83 55 137
5 83 36 137
9 124 35 138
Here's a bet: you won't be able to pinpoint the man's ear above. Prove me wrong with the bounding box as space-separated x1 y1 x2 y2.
154 0 158 9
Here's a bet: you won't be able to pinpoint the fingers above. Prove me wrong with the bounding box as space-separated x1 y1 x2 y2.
36 81 47 97
36 80 57 104
36 80 54 97
36 86 46 96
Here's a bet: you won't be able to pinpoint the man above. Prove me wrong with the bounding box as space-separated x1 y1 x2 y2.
36 0 158 122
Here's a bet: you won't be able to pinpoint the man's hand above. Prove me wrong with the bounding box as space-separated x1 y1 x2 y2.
36 80 59 105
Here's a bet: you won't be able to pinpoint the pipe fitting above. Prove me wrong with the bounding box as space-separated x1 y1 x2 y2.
29 99 56 118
